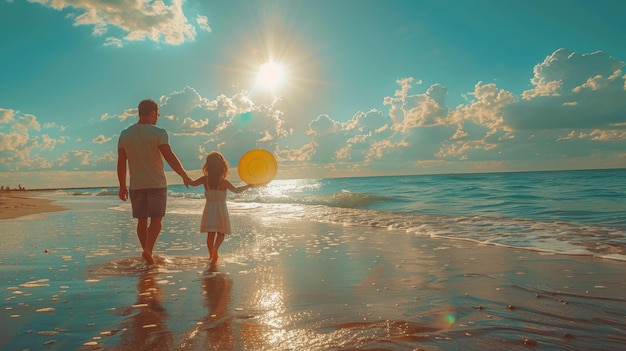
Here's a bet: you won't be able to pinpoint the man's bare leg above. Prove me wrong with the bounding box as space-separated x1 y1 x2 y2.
136 217 149 250
142 216 162 265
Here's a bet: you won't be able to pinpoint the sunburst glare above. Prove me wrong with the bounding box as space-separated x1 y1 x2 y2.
209 3 324 108
257 62 287 91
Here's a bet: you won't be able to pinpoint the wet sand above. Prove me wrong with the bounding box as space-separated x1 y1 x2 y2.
0 192 67 220
1 198 625 350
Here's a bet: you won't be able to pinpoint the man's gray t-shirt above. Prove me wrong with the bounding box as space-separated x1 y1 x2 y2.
118 124 168 190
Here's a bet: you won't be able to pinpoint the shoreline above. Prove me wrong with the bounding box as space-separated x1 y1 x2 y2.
0 191 68 220
1 200 625 350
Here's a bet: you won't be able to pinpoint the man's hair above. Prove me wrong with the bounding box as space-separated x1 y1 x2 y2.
138 99 158 118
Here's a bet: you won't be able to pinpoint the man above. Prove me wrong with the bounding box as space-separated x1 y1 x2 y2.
117 99 191 265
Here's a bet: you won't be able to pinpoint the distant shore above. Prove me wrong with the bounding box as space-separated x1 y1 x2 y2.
0 191 67 220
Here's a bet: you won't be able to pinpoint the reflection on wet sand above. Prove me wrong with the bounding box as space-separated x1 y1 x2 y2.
178 264 235 350
201 265 234 350
113 271 172 350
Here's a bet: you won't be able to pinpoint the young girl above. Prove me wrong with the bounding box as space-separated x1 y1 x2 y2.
190 152 254 264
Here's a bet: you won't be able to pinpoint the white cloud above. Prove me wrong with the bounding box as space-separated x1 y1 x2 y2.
507 49 626 130
180 117 209 131
214 92 256 118
196 15 211 33
102 151 115 163
0 108 15 124
582 129 626 141
149 88 292 165
572 69 623 93
56 150 93 168
42 121 66 130
523 49 624 99
384 80 448 132
454 82 516 126
117 108 137 122
522 79 561 100
161 86 214 115
32 0 201 46
450 126 469 140
307 114 341 136
0 131 51 171
557 130 578 141
275 141 316 162
12 114 41 133
0 131 29 152
92 135 112 144
0 110 67 171
104 36 123 48
40 134 61 151
343 109 391 133
366 139 409 162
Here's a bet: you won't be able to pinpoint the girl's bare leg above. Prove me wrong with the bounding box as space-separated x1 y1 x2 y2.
211 233 225 264
207 232 216 259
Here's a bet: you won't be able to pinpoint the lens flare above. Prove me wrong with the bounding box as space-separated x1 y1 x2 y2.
445 314 456 325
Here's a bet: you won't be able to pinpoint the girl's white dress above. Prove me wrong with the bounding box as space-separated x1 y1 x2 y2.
200 185 231 234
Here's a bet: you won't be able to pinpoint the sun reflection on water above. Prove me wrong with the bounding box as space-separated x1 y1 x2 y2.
254 281 287 341
263 178 322 198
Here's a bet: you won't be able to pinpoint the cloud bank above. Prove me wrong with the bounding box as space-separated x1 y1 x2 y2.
2 48 626 183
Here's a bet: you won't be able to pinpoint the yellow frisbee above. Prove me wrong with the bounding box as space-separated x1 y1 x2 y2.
237 149 277 185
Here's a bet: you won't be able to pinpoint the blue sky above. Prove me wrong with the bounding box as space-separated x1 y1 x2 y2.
1 0 625 189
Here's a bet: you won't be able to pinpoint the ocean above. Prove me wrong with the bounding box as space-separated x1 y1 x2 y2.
58 168 626 262
2 168 626 350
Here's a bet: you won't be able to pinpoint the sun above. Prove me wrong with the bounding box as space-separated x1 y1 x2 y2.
256 62 287 91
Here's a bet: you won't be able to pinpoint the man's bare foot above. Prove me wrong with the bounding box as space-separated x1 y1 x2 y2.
142 250 155 265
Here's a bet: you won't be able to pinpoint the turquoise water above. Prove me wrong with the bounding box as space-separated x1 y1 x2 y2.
2 168 626 350
57 169 626 261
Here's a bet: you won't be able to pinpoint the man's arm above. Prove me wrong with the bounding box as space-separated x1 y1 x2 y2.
158 144 191 187
117 147 128 201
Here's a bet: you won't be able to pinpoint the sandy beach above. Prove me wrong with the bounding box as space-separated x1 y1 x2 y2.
0 192 67 220
1 193 625 350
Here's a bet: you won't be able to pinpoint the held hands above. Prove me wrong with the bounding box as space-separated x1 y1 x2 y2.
182 174 192 188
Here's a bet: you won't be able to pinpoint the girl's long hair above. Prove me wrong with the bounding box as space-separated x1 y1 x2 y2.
202 152 229 189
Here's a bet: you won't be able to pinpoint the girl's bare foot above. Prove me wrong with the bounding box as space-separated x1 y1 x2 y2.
142 250 155 265
210 249 218 264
